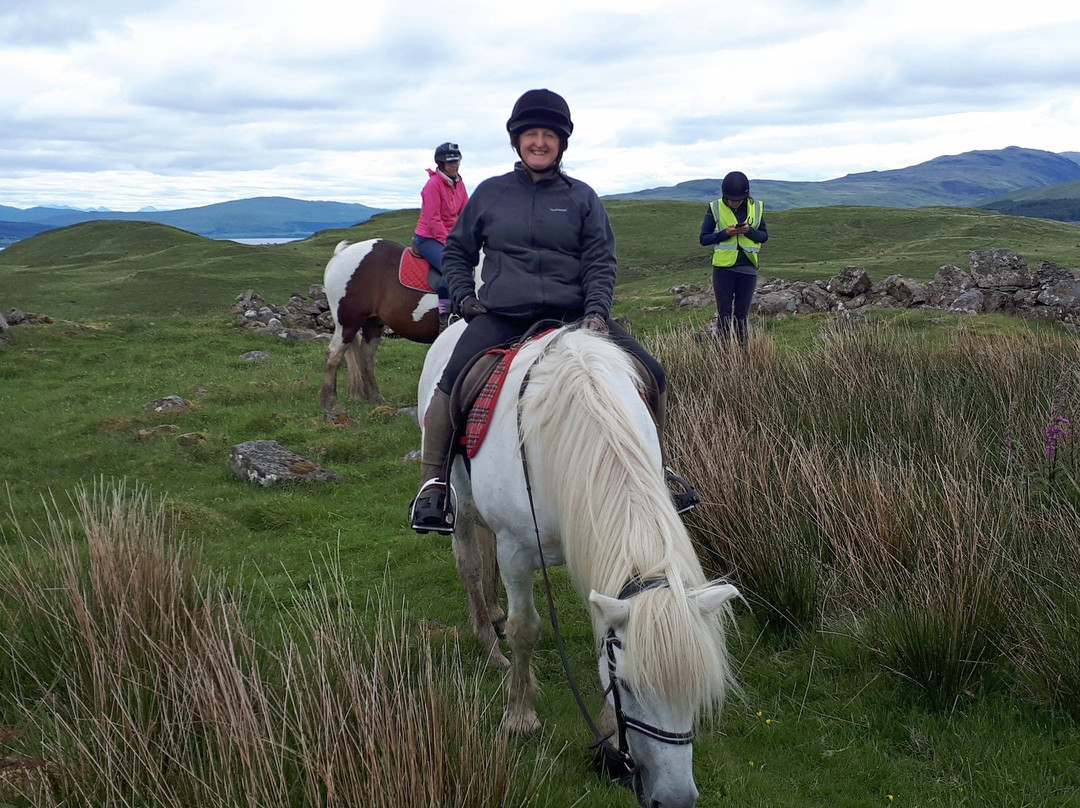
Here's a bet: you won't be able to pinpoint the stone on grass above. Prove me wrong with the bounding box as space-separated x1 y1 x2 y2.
229 440 343 486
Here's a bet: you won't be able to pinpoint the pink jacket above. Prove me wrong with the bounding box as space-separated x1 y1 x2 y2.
415 168 469 243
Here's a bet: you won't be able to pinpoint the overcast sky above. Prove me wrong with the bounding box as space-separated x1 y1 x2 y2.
3 0 1079 212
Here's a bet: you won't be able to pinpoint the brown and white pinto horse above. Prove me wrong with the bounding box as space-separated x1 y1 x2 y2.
320 238 440 407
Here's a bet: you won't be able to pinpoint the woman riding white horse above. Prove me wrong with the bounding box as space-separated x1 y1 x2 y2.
409 88 697 535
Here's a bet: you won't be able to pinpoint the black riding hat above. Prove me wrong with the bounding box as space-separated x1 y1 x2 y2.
434 142 462 164
506 89 574 139
722 171 750 198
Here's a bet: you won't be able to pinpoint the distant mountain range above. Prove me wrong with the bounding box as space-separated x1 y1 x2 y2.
604 146 1080 221
4 147 1080 249
0 196 387 247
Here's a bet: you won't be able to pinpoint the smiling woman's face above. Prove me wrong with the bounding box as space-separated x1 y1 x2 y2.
517 127 561 173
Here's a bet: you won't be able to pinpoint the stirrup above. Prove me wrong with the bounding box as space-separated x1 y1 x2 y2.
410 478 457 534
665 466 700 514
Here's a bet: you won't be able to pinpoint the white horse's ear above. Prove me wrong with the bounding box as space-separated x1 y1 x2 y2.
692 584 741 616
589 590 631 628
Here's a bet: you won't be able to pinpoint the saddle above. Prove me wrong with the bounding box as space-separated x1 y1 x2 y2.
398 248 440 294
447 326 661 460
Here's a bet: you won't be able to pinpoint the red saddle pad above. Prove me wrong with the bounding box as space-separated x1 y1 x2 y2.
399 250 433 292
464 348 514 458
463 329 558 458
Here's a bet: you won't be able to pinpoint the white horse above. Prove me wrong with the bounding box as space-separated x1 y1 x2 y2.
417 323 739 808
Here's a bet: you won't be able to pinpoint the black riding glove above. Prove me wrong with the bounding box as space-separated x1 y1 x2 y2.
581 313 609 334
459 296 488 322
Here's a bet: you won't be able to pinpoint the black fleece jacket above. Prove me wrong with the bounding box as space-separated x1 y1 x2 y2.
442 162 617 319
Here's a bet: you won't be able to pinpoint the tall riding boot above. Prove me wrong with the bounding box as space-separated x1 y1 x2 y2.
655 391 700 514
410 388 458 534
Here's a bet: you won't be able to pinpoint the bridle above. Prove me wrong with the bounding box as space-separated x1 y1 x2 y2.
513 330 694 785
601 576 695 761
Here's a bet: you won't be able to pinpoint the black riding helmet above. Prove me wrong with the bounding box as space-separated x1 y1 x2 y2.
434 142 462 164
722 171 750 199
505 89 574 139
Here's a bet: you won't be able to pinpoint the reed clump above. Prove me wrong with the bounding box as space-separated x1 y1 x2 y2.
657 319 1080 711
0 480 552 807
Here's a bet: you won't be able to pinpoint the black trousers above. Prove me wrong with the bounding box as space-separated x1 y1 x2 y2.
712 265 758 343
436 310 666 395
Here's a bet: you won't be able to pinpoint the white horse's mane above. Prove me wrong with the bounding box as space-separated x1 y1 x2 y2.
519 329 734 718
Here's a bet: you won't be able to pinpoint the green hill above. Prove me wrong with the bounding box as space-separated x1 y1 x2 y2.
3 204 1080 321
977 179 1080 223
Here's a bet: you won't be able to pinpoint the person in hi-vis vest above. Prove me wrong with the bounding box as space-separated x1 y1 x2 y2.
698 171 768 343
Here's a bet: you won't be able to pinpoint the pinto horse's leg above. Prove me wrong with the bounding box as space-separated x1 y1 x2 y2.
320 331 348 410
499 560 542 737
348 323 385 404
453 519 510 671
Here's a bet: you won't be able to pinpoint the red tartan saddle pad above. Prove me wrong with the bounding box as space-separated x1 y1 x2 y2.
457 330 557 458
455 327 657 459
463 346 517 458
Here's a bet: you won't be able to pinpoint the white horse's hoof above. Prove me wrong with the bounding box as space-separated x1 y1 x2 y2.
488 649 511 672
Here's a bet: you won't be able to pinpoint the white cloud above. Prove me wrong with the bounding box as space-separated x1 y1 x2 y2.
2 0 1078 211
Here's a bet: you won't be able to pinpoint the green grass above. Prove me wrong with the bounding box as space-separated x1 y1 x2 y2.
3 206 1080 807
4 311 1080 807
602 201 1080 290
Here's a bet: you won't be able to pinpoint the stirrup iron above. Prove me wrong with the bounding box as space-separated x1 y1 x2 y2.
410 478 458 534
665 466 699 514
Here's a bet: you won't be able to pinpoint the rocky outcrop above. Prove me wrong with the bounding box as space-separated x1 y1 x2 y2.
2 308 52 328
673 249 1080 331
143 395 193 413
232 286 334 340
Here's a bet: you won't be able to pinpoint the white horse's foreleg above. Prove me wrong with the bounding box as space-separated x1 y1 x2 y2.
320 334 347 410
453 520 510 671
500 565 542 737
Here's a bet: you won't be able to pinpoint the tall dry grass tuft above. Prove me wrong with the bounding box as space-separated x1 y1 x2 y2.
0 481 554 807
861 464 1016 708
652 322 1080 708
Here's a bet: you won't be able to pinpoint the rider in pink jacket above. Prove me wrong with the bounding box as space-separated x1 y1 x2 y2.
413 142 469 325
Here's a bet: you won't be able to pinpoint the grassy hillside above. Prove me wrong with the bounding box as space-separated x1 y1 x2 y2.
4 203 1080 321
2 305 1079 808
979 178 1080 223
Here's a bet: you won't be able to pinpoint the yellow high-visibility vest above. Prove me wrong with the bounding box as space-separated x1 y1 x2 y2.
710 197 764 267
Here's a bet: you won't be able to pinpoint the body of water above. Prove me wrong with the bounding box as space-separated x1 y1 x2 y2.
227 237 303 245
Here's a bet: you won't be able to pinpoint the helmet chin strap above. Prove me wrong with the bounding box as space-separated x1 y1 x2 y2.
517 149 563 176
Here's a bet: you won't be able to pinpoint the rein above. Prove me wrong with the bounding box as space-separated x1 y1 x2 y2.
513 329 692 784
